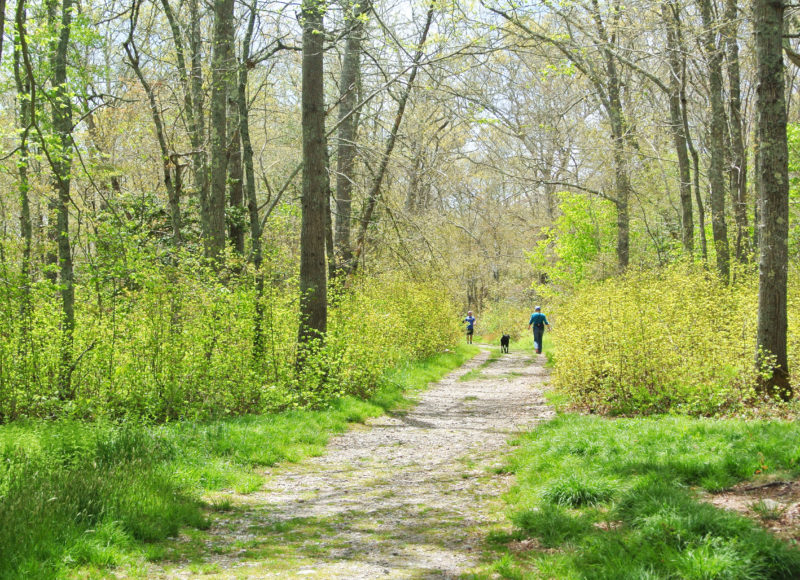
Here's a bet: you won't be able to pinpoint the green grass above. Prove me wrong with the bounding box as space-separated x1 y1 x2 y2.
479 414 800 579
0 343 479 579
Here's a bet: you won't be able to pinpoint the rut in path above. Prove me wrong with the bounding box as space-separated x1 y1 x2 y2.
157 347 554 579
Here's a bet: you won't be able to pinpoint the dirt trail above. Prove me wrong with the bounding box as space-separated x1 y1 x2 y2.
157 347 554 579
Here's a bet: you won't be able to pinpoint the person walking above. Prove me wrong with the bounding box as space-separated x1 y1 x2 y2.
463 311 476 344
528 306 549 354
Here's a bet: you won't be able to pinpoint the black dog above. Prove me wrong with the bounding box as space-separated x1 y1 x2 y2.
500 333 510 354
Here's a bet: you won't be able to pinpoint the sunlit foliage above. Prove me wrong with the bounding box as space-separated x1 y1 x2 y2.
549 265 790 415
0 239 459 422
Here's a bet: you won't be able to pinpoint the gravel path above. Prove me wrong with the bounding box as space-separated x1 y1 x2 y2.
158 347 554 579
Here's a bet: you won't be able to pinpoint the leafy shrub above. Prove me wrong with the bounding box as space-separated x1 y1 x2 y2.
0 251 459 422
528 192 618 293
550 264 778 415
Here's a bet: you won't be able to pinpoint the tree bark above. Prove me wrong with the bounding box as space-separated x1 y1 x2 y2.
334 0 371 272
208 0 235 261
754 0 791 399
663 1 693 254
699 0 730 281
14 0 32 323
228 97 245 254
0 0 6 65
50 0 75 397
724 0 749 264
188 0 209 243
236 2 267 354
682 65 707 261
298 0 329 347
593 0 630 270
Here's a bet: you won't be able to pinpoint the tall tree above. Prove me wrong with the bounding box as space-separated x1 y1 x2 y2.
488 0 635 270
46 0 75 396
298 0 329 347
724 0 748 264
334 0 371 272
228 89 245 255
188 0 209 242
124 0 183 246
754 0 791 399
208 0 235 261
350 4 436 272
663 0 693 254
14 0 32 325
699 0 730 280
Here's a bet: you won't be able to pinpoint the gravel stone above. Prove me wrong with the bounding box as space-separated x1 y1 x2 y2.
153 347 553 579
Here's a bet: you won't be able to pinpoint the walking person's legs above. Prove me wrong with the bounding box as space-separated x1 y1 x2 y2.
533 327 543 354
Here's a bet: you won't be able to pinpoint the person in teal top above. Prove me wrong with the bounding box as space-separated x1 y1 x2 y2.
528 306 549 354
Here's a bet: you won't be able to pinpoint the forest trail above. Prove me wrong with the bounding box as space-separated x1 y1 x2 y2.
155 347 554 579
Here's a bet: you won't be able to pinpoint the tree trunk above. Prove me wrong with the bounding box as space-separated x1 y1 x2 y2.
724 0 749 264
298 0 329 347
682 72 707 261
14 0 32 324
663 0 693 254
0 0 6 64
228 98 245 254
50 0 75 397
334 0 371 271
590 0 630 270
754 0 791 399
208 0 235 261
612 135 630 270
604 56 629 269
237 3 265 354
189 0 209 244
699 0 730 281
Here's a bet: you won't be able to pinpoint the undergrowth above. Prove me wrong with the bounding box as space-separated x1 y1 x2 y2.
551 264 800 415
0 344 479 579
0 264 460 422
479 414 800 579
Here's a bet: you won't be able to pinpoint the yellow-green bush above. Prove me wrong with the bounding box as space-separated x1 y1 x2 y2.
0 255 460 422
551 265 784 415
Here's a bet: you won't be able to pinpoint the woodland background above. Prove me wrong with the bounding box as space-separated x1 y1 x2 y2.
5 1 800 576
0 0 799 420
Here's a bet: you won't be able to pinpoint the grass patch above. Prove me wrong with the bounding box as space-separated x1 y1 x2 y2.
0 344 478 579
484 414 800 579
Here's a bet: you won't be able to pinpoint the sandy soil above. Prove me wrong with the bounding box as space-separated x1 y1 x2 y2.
152 347 553 579
705 479 800 544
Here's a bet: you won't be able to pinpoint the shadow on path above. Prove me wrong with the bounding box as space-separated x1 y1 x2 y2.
153 348 553 579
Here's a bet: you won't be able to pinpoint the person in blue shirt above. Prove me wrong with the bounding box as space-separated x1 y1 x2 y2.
463 311 476 344
528 306 549 354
